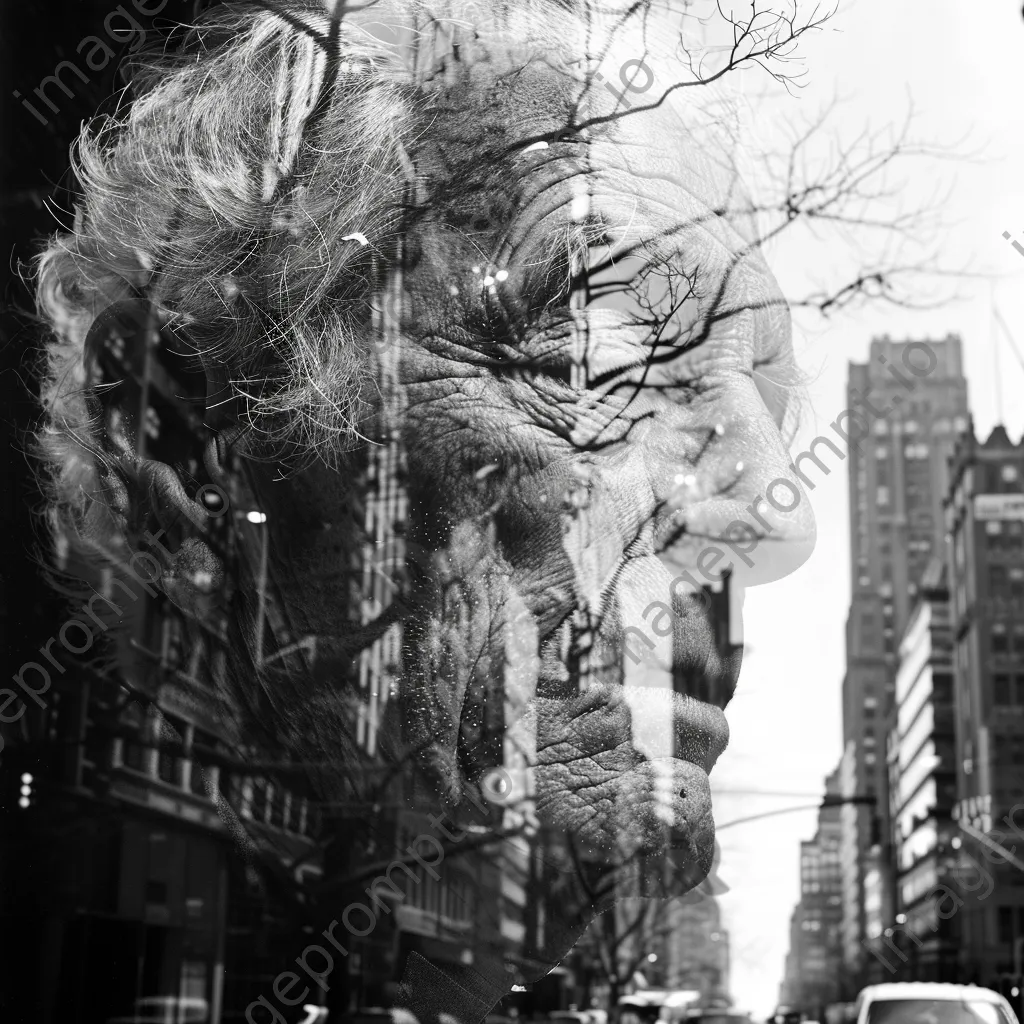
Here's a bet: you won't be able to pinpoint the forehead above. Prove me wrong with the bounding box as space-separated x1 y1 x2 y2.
344 0 787 365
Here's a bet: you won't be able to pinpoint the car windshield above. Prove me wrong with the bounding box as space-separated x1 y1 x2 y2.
866 1000 1011 1024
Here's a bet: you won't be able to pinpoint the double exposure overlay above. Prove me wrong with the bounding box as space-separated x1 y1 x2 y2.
23 0 819 1020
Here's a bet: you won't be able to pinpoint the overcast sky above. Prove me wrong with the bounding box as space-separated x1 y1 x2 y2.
701 0 1024 1015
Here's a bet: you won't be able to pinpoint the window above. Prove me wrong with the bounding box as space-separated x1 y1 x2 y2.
877 486 890 506
995 675 1012 706
1002 465 1019 483
121 703 150 774
873 420 889 436
993 625 1009 656
876 446 889 460
251 778 270 822
1000 905 1015 944
991 566 1008 595
156 714 185 786
270 786 288 829
904 420 919 434
987 521 1003 536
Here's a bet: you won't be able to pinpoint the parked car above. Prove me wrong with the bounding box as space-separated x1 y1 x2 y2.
689 1011 752 1024
106 996 208 1024
854 984 1019 1024
548 1012 594 1024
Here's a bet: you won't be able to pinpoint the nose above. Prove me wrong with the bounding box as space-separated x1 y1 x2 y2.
645 375 817 590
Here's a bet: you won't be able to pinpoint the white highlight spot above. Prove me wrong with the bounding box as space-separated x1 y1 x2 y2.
714 423 725 436
483 275 495 286
246 510 268 524
495 269 509 282
471 265 481 274
522 141 549 153
449 285 460 296
342 232 369 246
570 194 590 222
735 460 745 473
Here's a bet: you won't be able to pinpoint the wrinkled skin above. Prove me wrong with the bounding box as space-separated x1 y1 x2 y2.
39 0 816 1015
233 0 815 999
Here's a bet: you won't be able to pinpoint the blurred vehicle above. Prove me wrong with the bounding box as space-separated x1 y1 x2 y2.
620 990 703 1024
687 1011 751 1024
548 1011 607 1024
106 996 208 1024
549 1013 592 1024
337 1010 420 1024
770 1009 804 1024
826 1004 858 1024
854 984 1019 1024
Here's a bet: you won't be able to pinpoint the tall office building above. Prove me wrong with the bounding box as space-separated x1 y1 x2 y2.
780 769 844 1017
840 334 969 981
880 558 959 978
945 425 1024 999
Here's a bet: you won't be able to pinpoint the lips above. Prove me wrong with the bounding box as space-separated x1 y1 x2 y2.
524 682 726 872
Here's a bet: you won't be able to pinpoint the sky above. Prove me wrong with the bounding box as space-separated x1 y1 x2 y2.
700 0 1024 1015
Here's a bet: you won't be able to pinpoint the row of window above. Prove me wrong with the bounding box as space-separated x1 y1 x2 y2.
988 622 1024 657
998 905 1024 945
875 443 933 462
241 777 321 838
395 826 474 923
106 705 323 839
984 521 1024 544
994 675 1024 706
869 416 969 437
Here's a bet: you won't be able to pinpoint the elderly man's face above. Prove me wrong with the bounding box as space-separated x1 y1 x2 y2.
254 1 816 888
35 0 814 963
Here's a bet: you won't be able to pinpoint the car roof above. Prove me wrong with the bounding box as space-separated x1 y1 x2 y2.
861 984 1005 1003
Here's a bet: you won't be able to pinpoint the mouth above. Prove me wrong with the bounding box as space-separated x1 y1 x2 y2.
527 679 727 877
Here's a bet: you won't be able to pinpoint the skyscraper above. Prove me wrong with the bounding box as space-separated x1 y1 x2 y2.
840 334 969 982
945 425 1024 1001
780 769 844 1017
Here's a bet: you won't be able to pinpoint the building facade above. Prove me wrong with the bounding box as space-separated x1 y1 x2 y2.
780 771 844 1016
840 334 969 980
945 425 1024 998
876 559 959 977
